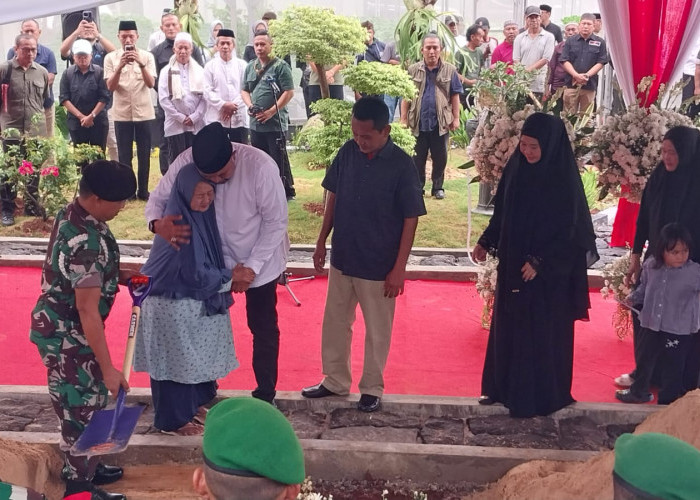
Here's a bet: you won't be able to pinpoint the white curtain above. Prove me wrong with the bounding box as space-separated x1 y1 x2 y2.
599 1 635 105
599 0 700 107
0 0 122 26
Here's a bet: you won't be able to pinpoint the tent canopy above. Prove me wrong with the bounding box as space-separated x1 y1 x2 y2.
1 0 122 26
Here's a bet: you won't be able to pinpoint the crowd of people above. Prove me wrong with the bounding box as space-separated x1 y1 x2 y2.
4 4 700 500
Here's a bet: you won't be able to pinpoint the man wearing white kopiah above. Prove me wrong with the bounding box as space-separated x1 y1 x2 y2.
203 28 249 144
158 32 206 165
145 122 288 405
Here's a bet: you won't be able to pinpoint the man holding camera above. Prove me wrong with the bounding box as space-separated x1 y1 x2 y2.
104 20 156 200
241 29 295 200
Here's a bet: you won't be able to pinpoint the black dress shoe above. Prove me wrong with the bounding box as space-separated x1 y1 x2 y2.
478 395 495 405
357 394 381 412
92 463 124 485
301 382 337 399
433 189 445 200
137 192 150 201
64 480 126 500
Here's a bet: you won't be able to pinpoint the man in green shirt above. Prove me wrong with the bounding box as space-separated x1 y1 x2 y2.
241 29 296 200
455 24 485 109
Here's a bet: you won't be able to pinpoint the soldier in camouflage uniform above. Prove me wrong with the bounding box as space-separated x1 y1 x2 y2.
29 160 136 500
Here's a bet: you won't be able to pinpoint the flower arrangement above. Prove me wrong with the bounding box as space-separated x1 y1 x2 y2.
475 254 498 329
600 252 634 339
591 78 693 203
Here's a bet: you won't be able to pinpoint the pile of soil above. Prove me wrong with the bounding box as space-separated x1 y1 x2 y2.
0 438 63 499
467 389 700 499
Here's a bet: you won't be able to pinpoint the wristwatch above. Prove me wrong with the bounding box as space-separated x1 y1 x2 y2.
148 220 156 233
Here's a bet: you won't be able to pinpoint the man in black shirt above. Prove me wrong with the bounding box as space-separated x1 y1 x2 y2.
301 97 426 413
560 13 608 116
151 11 204 174
539 4 563 43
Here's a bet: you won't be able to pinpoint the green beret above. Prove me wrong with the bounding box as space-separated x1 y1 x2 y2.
203 397 305 485
614 432 700 499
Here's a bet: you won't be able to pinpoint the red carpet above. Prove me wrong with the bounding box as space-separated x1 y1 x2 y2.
0 267 632 403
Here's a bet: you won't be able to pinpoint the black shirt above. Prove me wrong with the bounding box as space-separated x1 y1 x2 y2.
543 23 563 43
559 33 609 90
322 137 426 281
59 64 111 131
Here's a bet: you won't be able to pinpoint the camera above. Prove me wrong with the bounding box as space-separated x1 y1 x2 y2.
248 105 264 116
125 44 135 52
82 11 93 23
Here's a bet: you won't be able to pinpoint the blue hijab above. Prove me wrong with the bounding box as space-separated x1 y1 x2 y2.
141 164 232 315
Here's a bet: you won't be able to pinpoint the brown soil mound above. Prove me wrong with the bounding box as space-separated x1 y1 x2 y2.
468 390 700 500
0 437 64 499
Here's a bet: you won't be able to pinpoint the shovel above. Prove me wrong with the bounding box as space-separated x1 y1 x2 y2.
71 275 152 457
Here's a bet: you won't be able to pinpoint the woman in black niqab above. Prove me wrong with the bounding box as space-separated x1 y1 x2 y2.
472 113 599 418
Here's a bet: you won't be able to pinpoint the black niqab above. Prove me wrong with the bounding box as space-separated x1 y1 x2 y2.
635 126 700 259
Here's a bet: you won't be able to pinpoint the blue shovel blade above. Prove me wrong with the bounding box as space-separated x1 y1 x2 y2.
71 388 145 457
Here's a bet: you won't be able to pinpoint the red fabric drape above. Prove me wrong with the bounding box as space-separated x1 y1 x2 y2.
628 0 693 105
610 0 693 248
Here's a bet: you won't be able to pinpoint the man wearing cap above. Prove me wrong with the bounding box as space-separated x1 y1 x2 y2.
613 432 700 499
146 122 288 405
60 18 116 68
593 13 604 36
491 20 518 70
560 13 608 117
241 29 296 200
0 33 49 227
513 5 555 99
539 5 563 43
193 397 304 499
301 97 426 413
29 160 137 500
203 28 249 145
443 15 464 50
59 40 111 151
6 19 57 138
105 20 157 201
158 32 206 167
151 12 205 175
546 22 579 111
474 18 498 67
401 33 461 201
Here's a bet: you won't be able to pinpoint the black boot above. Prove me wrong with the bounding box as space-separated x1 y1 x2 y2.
92 463 124 485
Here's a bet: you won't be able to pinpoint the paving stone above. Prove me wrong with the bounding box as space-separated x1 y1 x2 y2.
418 255 458 266
420 417 464 445
0 413 33 431
605 424 637 448
24 408 60 432
468 415 558 438
557 416 609 451
286 410 327 439
0 399 47 418
134 404 155 435
466 433 561 449
321 425 419 443
330 408 420 429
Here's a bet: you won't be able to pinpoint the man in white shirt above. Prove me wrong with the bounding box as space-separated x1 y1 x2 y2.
203 28 249 144
513 5 555 99
158 32 206 167
145 122 288 405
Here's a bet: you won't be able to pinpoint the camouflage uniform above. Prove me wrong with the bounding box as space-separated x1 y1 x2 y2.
29 200 121 481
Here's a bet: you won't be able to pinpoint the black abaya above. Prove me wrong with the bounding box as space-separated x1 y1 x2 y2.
477 113 598 418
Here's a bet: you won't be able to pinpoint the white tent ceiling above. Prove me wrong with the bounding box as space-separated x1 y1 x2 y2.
0 0 123 26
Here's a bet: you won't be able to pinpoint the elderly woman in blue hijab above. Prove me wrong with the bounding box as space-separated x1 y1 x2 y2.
134 164 237 436
472 113 599 418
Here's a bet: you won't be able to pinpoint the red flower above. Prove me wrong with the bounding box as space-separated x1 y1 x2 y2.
41 166 59 177
18 160 34 175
